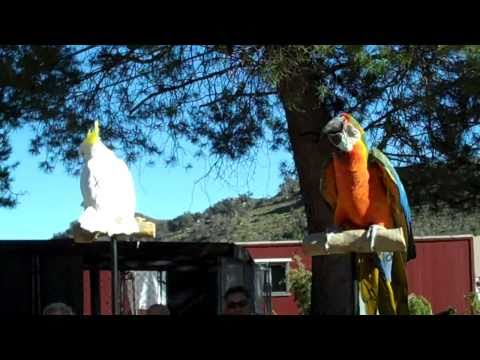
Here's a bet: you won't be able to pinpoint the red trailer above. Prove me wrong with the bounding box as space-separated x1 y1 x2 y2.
239 235 476 315
406 235 475 314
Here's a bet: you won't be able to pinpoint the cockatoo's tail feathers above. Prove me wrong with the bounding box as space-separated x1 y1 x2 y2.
79 207 139 236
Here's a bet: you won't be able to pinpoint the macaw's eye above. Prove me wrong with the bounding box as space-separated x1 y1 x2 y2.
328 133 342 146
345 123 358 137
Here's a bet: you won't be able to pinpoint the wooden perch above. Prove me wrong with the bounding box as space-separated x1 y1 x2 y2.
71 216 156 243
303 227 406 256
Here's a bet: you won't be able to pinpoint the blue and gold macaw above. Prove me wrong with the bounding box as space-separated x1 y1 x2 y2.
320 112 415 315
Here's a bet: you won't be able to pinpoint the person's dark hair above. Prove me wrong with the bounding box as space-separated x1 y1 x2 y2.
224 286 250 301
42 302 75 315
146 304 170 315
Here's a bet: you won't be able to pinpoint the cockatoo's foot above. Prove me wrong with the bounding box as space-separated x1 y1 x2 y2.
367 224 386 252
93 232 104 241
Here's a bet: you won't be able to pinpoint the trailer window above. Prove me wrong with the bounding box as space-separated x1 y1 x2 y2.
254 258 291 296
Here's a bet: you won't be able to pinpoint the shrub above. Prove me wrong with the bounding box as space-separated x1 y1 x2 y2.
408 293 433 315
287 255 312 315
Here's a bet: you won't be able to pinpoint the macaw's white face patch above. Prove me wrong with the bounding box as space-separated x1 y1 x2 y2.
328 121 361 152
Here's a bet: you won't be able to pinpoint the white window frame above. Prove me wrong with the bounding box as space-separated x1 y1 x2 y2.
254 258 291 297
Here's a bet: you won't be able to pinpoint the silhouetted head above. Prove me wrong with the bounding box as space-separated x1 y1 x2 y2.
223 286 251 315
43 302 75 315
146 304 170 315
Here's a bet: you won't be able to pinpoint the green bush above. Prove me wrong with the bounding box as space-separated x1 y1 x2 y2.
465 292 480 315
408 293 433 315
287 255 312 315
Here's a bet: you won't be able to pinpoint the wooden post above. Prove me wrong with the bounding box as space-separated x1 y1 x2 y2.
311 255 356 315
111 236 120 315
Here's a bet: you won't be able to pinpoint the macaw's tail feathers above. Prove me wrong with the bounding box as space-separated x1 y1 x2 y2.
356 252 409 315
390 252 410 315
357 254 379 315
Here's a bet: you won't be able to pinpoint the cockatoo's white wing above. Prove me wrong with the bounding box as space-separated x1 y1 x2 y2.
88 152 136 214
80 163 95 208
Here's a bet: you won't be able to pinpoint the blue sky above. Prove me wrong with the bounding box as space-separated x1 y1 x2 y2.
0 127 292 240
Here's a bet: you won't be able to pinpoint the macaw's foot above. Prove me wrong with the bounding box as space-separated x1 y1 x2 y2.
324 225 341 251
366 224 386 252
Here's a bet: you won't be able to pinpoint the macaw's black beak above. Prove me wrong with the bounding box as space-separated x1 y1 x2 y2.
322 117 344 136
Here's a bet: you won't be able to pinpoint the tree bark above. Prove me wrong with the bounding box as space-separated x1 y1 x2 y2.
278 71 355 315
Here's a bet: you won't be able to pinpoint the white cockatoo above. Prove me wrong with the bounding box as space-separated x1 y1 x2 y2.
78 121 139 236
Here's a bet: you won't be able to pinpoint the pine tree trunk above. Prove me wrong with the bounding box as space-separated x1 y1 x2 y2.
278 72 355 315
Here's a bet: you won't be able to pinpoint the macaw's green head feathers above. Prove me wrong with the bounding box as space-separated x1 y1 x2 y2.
340 113 365 136
84 120 101 145
322 112 366 152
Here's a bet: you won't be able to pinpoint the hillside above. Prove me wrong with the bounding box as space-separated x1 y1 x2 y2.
138 186 307 243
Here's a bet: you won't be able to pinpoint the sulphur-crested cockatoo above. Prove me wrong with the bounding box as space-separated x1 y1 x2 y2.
78 121 139 236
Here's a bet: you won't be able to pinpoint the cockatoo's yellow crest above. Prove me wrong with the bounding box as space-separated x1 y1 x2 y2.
84 121 101 145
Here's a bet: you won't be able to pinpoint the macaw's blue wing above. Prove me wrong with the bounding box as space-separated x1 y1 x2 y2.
369 148 416 261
